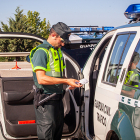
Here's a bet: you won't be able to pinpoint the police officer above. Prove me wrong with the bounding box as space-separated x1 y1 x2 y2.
30 22 82 140
121 51 140 98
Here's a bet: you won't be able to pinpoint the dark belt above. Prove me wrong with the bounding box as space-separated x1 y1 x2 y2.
33 85 64 108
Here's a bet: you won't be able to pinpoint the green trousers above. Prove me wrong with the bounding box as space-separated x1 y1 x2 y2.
34 100 64 140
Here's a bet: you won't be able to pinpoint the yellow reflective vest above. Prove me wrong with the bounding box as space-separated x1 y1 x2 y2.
124 70 139 88
30 44 66 78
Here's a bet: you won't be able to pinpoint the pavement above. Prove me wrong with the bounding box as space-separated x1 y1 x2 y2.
0 61 33 77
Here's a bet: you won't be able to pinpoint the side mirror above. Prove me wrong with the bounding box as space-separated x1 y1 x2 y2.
26 55 30 63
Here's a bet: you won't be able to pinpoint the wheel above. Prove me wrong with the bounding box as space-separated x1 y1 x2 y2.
110 131 119 140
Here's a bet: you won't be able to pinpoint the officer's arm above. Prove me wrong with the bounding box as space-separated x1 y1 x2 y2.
121 89 135 98
36 69 82 88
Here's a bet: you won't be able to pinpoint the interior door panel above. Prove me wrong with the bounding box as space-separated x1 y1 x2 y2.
0 77 36 137
0 69 80 138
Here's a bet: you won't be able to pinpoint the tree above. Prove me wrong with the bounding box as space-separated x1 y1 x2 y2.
1 7 33 33
0 7 51 53
27 11 50 39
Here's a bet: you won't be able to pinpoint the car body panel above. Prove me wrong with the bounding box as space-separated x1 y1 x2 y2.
81 24 140 140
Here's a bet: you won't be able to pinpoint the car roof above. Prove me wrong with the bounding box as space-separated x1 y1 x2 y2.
111 22 140 31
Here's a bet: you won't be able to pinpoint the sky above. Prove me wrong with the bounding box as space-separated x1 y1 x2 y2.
0 0 140 29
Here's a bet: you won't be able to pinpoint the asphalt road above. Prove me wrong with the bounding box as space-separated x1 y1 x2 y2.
0 61 33 77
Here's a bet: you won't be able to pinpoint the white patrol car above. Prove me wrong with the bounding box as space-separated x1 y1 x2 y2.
0 4 140 140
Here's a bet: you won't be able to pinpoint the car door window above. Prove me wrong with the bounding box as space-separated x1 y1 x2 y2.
121 40 140 99
103 33 136 85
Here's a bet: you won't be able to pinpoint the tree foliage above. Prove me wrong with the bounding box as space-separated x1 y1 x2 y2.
0 7 51 52
27 11 50 39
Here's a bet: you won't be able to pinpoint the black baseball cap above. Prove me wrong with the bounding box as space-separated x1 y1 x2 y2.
52 22 71 44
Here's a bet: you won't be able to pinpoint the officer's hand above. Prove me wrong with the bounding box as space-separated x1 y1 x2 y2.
67 79 83 88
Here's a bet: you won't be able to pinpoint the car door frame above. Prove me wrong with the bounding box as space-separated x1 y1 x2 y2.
81 30 116 140
0 32 45 140
0 32 83 139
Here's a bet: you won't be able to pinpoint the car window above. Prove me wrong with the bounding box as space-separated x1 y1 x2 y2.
103 33 136 84
121 40 140 99
0 38 36 77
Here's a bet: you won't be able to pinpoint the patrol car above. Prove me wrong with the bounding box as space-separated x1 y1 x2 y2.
0 4 140 140
62 26 113 68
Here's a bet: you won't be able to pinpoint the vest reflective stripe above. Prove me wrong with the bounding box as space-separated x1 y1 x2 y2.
30 47 50 72
30 46 65 77
46 71 62 77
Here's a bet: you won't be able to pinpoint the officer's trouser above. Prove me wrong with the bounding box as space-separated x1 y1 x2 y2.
34 100 64 140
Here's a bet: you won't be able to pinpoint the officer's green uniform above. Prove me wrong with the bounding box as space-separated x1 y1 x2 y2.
30 40 65 140
122 69 139 92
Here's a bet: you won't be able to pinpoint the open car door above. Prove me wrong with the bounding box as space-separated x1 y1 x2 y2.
62 52 83 138
0 32 82 140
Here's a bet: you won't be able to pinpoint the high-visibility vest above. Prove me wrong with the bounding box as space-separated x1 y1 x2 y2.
30 44 66 78
124 70 139 88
